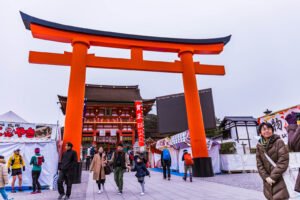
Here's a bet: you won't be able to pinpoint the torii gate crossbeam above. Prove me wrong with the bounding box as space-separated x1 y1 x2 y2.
20 11 231 177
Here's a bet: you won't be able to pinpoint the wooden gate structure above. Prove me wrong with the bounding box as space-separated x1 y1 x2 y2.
21 12 230 177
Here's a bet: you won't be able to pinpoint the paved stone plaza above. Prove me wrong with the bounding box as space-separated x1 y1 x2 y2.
8 171 265 200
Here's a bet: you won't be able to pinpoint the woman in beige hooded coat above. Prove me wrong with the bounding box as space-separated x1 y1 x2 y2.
90 147 107 194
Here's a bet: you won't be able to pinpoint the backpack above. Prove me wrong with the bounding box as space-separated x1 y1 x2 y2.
162 149 171 160
184 153 194 166
129 154 134 161
90 147 95 156
36 156 44 166
11 155 22 166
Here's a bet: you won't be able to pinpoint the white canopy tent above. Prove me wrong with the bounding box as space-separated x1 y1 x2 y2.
0 111 61 190
0 111 28 123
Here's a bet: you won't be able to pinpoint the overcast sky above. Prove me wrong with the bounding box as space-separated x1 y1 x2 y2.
0 0 299 125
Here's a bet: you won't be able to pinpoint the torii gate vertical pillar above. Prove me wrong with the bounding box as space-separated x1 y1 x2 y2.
180 50 213 177
63 39 90 161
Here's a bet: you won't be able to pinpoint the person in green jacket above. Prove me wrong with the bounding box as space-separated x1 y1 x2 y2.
30 148 44 194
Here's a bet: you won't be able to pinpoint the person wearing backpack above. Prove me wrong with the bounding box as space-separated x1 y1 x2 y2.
30 148 45 194
7 149 25 193
182 149 194 182
161 147 171 180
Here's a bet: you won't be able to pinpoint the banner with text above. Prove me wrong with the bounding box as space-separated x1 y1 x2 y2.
135 101 145 147
0 121 58 142
258 105 300 144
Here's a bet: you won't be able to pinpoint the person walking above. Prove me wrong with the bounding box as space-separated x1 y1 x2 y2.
0 155 14 200
30 148 45 194
90 146 107 194
90 144 97 161
85 148 91 171
256 122 290 200
161 147 171 180
57 142 78 200
286 112 300 192
7 149 25 193
109 143 130 195
129 151 134 168
182 149 194 182
131 156 150 196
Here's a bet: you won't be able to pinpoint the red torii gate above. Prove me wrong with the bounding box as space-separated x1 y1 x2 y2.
20 12 230 177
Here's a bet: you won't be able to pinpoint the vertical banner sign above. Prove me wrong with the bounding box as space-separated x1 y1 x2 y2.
135 101 145 147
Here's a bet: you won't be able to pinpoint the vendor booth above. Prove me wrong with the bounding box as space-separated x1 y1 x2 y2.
153 130 221 174
0 111 61 190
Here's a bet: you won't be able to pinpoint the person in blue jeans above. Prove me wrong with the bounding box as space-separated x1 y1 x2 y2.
0 155 13 200
161 147 171 180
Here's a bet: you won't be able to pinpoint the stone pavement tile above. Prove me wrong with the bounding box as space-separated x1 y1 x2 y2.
200 173 263 192
87 171 265 200
8 170 266 200
9 171 89 200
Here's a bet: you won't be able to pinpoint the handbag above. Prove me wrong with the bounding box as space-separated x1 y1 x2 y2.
104 165 112 175
264 153 299 199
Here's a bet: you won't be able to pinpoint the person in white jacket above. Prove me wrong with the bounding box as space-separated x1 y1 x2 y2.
0 155 13 200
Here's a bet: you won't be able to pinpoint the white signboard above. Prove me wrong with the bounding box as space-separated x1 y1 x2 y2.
0 121 58 142
258 105 300 144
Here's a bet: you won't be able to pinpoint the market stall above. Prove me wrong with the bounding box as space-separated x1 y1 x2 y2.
154 137 178 169
171 131 221 174
0 111 61 190
152 130 221 174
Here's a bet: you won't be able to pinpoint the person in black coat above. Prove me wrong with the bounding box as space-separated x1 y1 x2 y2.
57 142 78 200
131 156 150 196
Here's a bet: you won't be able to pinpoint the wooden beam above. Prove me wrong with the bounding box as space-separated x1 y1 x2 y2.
87 54 183 73
30 24 225 55
29 51 225 75
195 63 225 76
29 51 71 66
131 47 143 64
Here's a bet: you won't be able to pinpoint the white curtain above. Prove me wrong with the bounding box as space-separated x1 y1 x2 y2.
0 142 59 189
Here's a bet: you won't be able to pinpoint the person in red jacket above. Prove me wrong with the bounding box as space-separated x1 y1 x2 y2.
182 149 194 182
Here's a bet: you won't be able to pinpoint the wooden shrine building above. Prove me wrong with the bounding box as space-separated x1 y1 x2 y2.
58 84 155 152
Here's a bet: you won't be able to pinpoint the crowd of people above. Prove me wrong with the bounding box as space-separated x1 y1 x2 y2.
1 121 300 200
88 143 151 196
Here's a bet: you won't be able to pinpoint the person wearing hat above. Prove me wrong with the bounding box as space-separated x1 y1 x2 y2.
182 149 194 182
57 142 78 200
109 143 130 195
7 149 25 193
30 148 45 194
